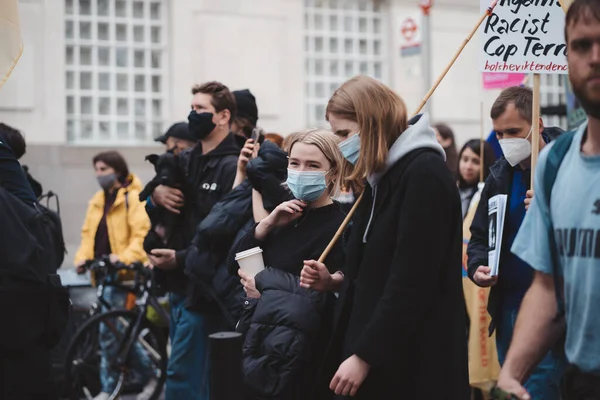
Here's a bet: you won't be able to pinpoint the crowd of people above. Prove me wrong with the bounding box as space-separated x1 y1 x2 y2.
0 0 598 399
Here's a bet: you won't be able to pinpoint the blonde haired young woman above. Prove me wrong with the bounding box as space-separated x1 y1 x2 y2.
230 128 351 400
302 76 469 399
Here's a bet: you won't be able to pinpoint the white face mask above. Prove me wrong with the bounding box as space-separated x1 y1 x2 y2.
498 128 532 167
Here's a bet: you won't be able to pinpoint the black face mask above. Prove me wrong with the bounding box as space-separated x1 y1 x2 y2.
188 111 216 140
166 147 176 154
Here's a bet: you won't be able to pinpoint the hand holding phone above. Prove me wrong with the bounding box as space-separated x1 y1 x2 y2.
251 127 260 142
490 387 521 400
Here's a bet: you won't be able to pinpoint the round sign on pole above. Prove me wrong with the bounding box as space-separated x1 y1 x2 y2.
401 17 418 42
420 0 433 15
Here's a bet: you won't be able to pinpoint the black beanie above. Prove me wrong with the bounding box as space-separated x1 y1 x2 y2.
233 89 258 126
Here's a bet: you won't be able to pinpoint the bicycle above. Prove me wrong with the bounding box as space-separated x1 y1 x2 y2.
64 256 170 400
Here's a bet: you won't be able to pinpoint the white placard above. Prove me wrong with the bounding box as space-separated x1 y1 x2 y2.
488 194 507 277
479 0 568 74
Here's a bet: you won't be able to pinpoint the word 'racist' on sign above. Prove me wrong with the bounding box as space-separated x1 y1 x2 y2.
479 0 568 74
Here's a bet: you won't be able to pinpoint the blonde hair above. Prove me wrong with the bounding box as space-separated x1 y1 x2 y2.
286 128 348 198
326 75 408 185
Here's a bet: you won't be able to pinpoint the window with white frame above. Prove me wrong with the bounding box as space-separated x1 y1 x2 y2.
304 0 388 128
539 74 568 130
65 0 168 144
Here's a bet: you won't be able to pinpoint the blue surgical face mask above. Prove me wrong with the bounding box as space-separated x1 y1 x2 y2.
286 168 328 202
338 133 360 165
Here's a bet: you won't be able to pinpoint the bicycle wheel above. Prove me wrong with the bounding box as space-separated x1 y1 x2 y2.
64 309 167 400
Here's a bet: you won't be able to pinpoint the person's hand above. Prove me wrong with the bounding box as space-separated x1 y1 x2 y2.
496 371 531 400
255 200 307 240
237 139 256 175
473 266 498 287
265 200 307 228
151 185 184 214
238 269 260 298
252 141 260 159
75 260 87 274
330 355 371 397
148 249 177 270
154 224 167 240
109 253 120 265
300 260 332 291
524 190 534 211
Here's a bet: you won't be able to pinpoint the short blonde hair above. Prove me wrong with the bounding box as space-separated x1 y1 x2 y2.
286 128 348 198
327 75 408 184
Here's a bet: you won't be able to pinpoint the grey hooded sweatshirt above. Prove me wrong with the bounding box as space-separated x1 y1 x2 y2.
362 113 446 242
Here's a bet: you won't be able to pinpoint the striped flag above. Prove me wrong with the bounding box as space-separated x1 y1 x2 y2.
0 0 23 90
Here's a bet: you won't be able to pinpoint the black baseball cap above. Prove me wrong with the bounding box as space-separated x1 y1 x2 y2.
233 89 258 126
154 122 197 144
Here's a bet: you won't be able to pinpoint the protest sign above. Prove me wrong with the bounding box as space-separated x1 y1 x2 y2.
482 72 526 89
479 0 568 74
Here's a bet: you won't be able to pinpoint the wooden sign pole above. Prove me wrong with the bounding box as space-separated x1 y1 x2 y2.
318 0 499 263
558 0 573 13
530 73 541 188
412 0 499 116
480 102 485 183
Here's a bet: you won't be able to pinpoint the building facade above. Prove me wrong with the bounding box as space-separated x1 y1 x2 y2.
0 0 567 263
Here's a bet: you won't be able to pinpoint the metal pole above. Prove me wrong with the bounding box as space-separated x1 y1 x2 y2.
209 332 244 400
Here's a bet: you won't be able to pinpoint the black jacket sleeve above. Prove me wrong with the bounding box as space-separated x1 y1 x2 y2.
183 181 253 283
350 159 459 368
466 176 494 282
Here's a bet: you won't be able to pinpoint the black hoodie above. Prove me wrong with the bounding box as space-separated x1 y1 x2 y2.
151 132 240 295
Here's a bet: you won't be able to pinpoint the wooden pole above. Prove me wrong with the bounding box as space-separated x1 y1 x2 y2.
412 0 499 116
319 193 363 263
558 0 573 13
318 0 499 263
480 102 485 183
531 74 541 188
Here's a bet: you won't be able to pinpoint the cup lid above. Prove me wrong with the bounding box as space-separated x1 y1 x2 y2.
235 246 263 260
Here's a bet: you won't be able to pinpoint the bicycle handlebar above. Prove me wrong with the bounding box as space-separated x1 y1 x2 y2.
82 255 146 275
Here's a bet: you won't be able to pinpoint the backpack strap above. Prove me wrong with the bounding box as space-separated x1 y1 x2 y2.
543 131 576 319
39 190 61 216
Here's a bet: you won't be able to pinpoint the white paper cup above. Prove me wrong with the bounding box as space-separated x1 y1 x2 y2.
235 247 265 278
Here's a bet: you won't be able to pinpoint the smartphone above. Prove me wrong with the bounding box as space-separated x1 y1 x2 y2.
251 127 260 142
490 387 521 400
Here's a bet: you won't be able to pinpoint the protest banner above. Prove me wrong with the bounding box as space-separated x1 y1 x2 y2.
0 0 23 89
482 72 526 89
479 0 568 74
479 0 568 187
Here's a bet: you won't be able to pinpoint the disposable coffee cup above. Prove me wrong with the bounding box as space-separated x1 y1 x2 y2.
235 247 265 278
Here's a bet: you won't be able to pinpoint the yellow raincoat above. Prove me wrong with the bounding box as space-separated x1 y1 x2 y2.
74 174 150 267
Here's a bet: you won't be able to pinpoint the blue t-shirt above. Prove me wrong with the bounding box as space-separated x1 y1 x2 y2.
512 121 600 374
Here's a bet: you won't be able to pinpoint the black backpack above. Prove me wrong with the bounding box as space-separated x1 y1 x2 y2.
542 130 576 320
0 187 70 352
37 191 67 268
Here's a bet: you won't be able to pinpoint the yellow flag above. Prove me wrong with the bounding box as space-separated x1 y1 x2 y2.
0 0 23 90
462 183 501 394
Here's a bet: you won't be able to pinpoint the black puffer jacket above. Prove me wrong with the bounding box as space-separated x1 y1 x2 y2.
238 268 335 400
183 140 290 324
